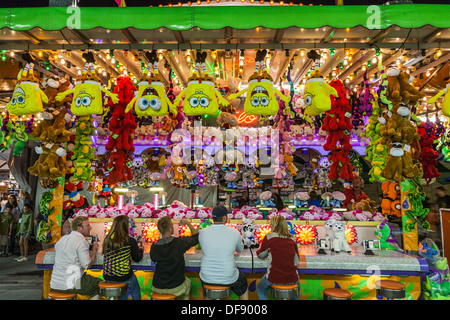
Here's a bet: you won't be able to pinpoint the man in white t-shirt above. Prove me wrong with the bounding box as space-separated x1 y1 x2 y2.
50 216 102 299
199 205 249 300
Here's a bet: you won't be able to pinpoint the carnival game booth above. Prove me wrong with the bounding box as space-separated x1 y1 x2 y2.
0 2 449 299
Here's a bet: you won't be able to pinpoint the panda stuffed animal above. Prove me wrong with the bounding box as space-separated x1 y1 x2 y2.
332 221 351 253
240 218 260 249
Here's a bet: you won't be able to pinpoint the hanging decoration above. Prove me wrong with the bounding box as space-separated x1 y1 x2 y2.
228 49 290 117
303 50 338 117
379 60 423 182
322 78 354 182
174 51 230 116
125 50 177 117
4 60 46 156
105 76 137 185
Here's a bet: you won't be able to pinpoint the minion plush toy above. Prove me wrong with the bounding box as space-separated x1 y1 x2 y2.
303 50 338 117
228 49 290 116
125 50 177 117
174 51 230 116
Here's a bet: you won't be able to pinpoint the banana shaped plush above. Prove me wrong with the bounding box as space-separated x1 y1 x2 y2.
228 49 290 116
6 63 48 116
125 50 177 116
174 51 229 116
56 62 118 116
303 50 338 117
428 77 450 117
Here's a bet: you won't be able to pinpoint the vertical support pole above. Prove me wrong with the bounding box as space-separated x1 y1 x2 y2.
48 183 64 245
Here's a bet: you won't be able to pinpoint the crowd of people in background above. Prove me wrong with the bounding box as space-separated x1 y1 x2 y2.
0 190 34 261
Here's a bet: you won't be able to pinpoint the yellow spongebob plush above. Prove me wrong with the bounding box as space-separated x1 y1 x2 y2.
174 51 229 116
303 50 338 117
125 51 177 116
7 63 48 116
428 75 450 117
228 49 290 116
56 63 118 116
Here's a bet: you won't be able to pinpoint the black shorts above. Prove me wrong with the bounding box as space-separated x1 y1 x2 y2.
200 269 248 297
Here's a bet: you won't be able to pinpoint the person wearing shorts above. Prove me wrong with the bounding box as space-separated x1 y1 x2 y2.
50 216 102 299
199 205 249 300
150 217 199 300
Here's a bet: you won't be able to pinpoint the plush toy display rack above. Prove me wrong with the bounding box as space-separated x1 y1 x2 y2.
0 3 449 300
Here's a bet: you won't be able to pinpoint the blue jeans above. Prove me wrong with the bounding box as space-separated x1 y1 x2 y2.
110 273 141 300
256 275 300 300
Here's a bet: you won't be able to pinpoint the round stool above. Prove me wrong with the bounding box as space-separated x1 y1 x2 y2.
323 288 353 300
99 282 127 300
203 285 231 300
151 292 177 300
270 284 298 300
375 280 405 300
48 290 77 300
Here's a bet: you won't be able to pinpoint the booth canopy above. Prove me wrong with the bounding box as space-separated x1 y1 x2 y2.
1 5 450 31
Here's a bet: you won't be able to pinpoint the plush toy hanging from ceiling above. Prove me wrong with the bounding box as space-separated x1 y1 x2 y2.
55 52 115 182
4 59 48 156
228 49 290 117
56 54 119 116
379 60 422 183
125 50 177 117
28 74 73 180
303 50 338 117
7 62 47 116
428 74 450 117
173 51 229 116
322 79 354 182
105 76 137 185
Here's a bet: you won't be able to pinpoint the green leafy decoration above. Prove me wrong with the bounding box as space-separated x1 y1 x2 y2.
301 276 325 300
348 279 370 300
137 275 152 299
188 275 202 299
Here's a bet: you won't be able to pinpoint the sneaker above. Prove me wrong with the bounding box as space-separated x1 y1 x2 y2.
17 257 28 262
0 253 8 257
14 256 24 261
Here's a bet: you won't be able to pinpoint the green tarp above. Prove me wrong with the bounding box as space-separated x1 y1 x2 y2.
0 4 449 31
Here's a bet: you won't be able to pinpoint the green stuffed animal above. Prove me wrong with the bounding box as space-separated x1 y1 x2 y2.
71 158 93 182
374 222 398 250
72 136 95 160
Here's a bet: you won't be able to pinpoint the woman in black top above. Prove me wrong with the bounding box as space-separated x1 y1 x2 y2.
102 215 143 300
